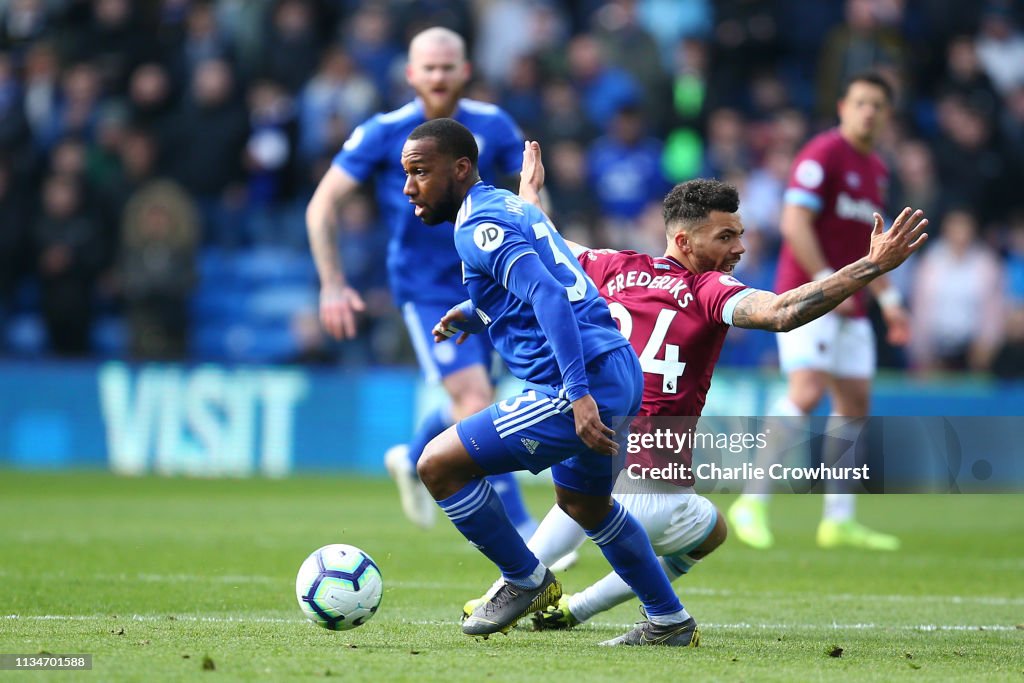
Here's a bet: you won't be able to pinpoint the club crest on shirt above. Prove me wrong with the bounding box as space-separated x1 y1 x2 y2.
794 159 824 189
473 223 504 251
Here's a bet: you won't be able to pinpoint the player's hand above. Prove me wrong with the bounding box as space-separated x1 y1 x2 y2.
571 394 618 456
319 282 365 339
867 208 929 273
518 140 545 209
881 304 911 346
432 307 472 345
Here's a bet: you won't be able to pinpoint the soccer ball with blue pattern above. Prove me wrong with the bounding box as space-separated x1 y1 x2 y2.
295 544 383 631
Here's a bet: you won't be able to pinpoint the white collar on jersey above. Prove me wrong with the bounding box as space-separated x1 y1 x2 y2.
654 255 685 269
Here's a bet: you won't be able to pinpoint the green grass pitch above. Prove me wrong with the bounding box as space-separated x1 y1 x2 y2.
1 471 1021 682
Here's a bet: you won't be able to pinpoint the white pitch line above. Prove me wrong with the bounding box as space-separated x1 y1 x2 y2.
2 572 1021 608
5 615 1021 632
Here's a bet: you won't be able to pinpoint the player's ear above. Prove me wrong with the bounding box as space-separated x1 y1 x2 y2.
675 229 692 254
454 156 473 181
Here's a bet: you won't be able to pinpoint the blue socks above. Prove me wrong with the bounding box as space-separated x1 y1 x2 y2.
409 404 536 540
487 472 537 540
585 500 684 619
438 478 541 586
406 405 453 470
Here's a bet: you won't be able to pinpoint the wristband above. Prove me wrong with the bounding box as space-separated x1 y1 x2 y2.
813 268 835 282
877 287 904 309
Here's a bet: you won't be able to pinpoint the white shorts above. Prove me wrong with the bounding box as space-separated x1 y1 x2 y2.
776 312 875 378
613 476 717 558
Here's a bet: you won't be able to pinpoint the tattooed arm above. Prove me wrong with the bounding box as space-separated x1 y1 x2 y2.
732 208 929 332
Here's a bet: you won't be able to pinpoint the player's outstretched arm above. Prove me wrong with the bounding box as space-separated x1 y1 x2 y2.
518 140 591 257
732 208 928 332
518 140 545 210
307 166 366 339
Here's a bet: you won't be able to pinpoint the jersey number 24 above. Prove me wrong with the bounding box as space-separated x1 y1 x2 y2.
607 304 686 394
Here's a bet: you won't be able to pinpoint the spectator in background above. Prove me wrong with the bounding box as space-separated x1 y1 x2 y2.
163 0 235 89
565 33 642 132
256 0 323 95
297 45 378 178
706 0 781 112
34 173 107 355
214 0 273 79
939 34 1002 126
0 50 32 170
498 54 545 139
589 0 672 133
740 144 792 241
71 0 152 93
21 40 59 148
125 62 178 152
586 101 669 247
118 179 198 359
910 209 1005 372
473 0 565 87
544 139 599 244
701 107 749 178
342 4 402 107
888 138 944 222
98 125 161 224
815 0 905 121
36 61 104 152
0 0 52 56
0 157 32 324
1000 83 1024 155
975 5 1024 97
932 94 1018 224
636 0 712 67
243 78 302 246
537 79 596 145
165 58 248 246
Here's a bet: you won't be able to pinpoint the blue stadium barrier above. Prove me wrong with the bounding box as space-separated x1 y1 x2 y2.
0 360 1021 481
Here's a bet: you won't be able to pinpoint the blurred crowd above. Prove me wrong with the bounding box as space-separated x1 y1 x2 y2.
0 0 1022 377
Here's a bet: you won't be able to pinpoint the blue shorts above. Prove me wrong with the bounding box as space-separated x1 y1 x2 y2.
402 301 497 383
456 345 643 496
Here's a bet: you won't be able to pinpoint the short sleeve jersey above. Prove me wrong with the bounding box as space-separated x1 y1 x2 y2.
454 184 629 388
775 129 889 317
332 99 523 305
580 249 759 484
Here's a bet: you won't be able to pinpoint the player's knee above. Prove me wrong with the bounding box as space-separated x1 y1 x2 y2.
692 509 728 558
415 441 446 495
555 493 610 530
789 382 824 414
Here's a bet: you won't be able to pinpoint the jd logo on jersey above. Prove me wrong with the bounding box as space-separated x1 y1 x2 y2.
474 222 504 251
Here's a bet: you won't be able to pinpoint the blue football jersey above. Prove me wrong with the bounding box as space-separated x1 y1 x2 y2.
332 99 523 305
454 183 629 390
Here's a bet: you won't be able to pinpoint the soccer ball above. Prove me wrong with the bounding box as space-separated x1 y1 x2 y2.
295 544 383 631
